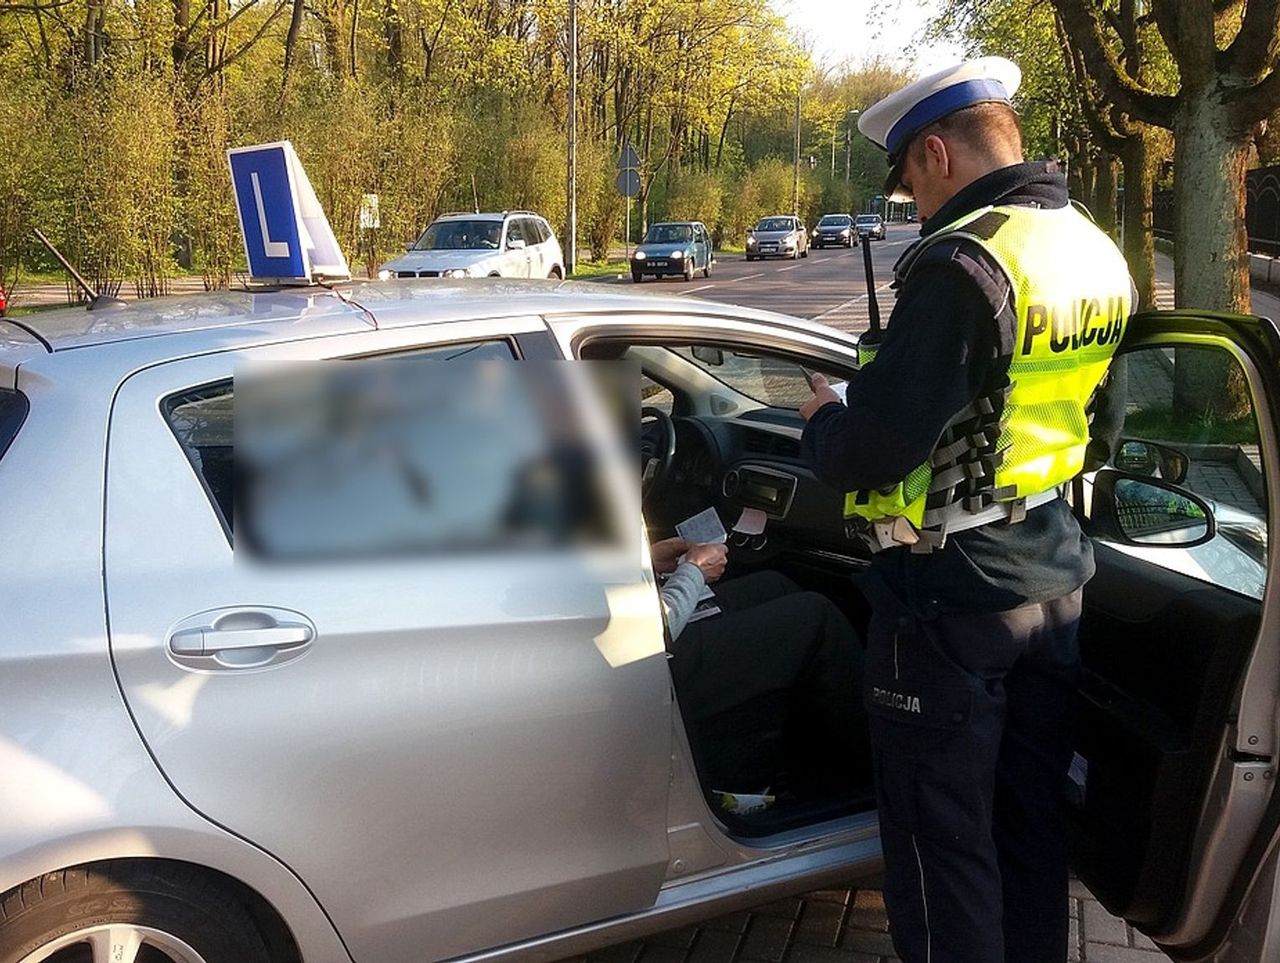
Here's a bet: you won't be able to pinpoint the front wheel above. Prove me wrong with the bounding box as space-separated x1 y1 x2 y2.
683 258 694 281
631 269 643 283
800 247 808 259
0 862 273 963
703 257 712 278
745 254 755 262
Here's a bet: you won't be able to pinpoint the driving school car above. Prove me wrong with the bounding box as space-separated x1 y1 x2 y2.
5 140 1280 963
2 279 1280 963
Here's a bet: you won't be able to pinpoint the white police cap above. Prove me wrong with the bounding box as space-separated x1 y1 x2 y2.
858 57 1022 200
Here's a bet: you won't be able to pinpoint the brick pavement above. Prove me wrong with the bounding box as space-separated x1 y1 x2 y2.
560 881 1169 963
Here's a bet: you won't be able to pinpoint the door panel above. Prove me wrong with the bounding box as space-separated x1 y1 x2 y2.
1073 317 1277 948
105 339 671 963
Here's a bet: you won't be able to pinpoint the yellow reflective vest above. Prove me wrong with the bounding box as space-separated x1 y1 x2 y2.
844 203 1131 548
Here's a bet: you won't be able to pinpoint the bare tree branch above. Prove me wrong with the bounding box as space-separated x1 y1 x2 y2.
197 0 286 82
1237 61 1280 121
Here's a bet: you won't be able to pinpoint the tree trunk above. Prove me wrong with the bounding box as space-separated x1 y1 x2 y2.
1121 129 1156 310
1094 153 1118 237
281 0 305 95
1171 86 1253 421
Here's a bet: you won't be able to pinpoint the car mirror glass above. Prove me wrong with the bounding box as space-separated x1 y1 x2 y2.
1114 439 1190 485
1114 477 1211 545
1094 469 1215 548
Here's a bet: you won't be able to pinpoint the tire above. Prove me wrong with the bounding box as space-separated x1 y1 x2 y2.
631 269 643 283
547 266 562 280
800 246 808 259
683 258 694 281
745 254 754 262
703 257 712 279
0 861 273 963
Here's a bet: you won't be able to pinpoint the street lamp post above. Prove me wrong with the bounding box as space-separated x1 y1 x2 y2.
792 91 801 215
845 109 859 184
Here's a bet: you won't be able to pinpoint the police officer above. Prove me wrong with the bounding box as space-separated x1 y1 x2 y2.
798 58 1131 963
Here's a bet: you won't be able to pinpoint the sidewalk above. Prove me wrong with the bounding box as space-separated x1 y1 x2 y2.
565 881 1167 963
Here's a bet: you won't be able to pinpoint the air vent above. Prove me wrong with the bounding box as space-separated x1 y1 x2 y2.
772 436 801 459
743 433 770 454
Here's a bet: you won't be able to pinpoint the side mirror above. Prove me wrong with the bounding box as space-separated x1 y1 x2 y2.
1092 469 1215 548
691 345 725 366
507 238 527 251
405 243 415 252
1113 439 1190 485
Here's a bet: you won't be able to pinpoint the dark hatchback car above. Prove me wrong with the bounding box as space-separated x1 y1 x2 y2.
812 214 855 249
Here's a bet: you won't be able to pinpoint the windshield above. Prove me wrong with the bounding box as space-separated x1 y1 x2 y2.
819 216 851 226
413 219 502 251
756 218 793 232
645 224 693 244
855 215 880 225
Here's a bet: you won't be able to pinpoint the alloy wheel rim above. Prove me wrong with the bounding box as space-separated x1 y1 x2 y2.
17 924 207 963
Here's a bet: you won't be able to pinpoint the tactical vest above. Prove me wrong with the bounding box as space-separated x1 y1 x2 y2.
845 203 1131 552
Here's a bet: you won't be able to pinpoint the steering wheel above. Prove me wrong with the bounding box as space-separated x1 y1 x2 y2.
640 406 676 501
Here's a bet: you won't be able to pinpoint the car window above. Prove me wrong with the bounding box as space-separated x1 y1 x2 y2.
673 345 840 410
522 218 546 245
0 387 29 463
163 339 519 538
819 216 851 226
646 224 693 244
414 219 502 250
506 219 526 247
1090 344 1269 599
641 374 674 415
756 218 793 232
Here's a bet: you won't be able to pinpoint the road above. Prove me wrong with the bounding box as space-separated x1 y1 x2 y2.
589 224 1280 332
590 226 913 335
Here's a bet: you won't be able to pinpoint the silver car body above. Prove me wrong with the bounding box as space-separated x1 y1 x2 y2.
0 284 881 963
4 287 1280 963
746 216 808 259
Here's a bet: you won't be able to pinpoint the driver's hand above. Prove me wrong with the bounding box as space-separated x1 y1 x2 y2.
651 537 690 574
800 373 841 421
685 543 728 583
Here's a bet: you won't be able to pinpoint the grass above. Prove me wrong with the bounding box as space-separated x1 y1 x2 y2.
1125 406 1258 446
570 259 631 281
4 303 72 318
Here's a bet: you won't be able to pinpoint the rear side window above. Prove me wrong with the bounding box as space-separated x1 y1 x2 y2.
162 339 521 539
0 387 30 463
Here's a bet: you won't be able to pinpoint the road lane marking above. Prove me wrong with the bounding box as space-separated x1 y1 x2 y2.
813 280 897 321
725 272 765 283
776 264 802 272
681 284 717 294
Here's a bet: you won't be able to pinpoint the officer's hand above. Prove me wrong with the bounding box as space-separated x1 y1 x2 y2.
685 543 728 583
800 373 840 421
650 537 690 574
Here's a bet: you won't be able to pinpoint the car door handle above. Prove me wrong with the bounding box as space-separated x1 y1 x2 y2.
170 623 313 655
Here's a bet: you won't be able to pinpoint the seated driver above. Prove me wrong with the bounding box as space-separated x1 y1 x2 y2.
651 536 869 803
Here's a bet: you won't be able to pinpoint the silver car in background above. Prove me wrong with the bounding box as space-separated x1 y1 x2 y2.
378 211 564 280
745 215 808 261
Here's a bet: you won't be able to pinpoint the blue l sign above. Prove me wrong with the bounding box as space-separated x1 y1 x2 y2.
229 144 307 281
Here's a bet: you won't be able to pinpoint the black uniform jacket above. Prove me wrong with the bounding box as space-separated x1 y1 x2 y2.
801 162 1099 617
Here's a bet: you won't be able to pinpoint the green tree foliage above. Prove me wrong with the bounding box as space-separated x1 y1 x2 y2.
0 0 916 290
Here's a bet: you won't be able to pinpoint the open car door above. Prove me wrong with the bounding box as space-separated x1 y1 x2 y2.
1072 310 1280 961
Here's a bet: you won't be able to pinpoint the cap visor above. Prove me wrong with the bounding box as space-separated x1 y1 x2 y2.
883 156 912 203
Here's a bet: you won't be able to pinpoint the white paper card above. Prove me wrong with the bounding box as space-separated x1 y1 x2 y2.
676 507 727 545
733 507 768 536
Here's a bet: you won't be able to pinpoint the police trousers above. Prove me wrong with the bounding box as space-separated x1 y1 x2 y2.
864 588 1083 963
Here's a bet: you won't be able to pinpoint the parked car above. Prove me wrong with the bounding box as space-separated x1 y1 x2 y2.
853 213 885 241
1 288 1279 963
0 282 7 316
377 211 564 280
746 215 808 260
631 221 713 282
811 214 855 249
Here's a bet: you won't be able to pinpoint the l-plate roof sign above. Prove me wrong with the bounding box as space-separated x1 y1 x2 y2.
227 141 351 284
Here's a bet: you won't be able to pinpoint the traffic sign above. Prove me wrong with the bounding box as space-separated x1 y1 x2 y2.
227 141 350 283
617 142 642 170
616 169 641 198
